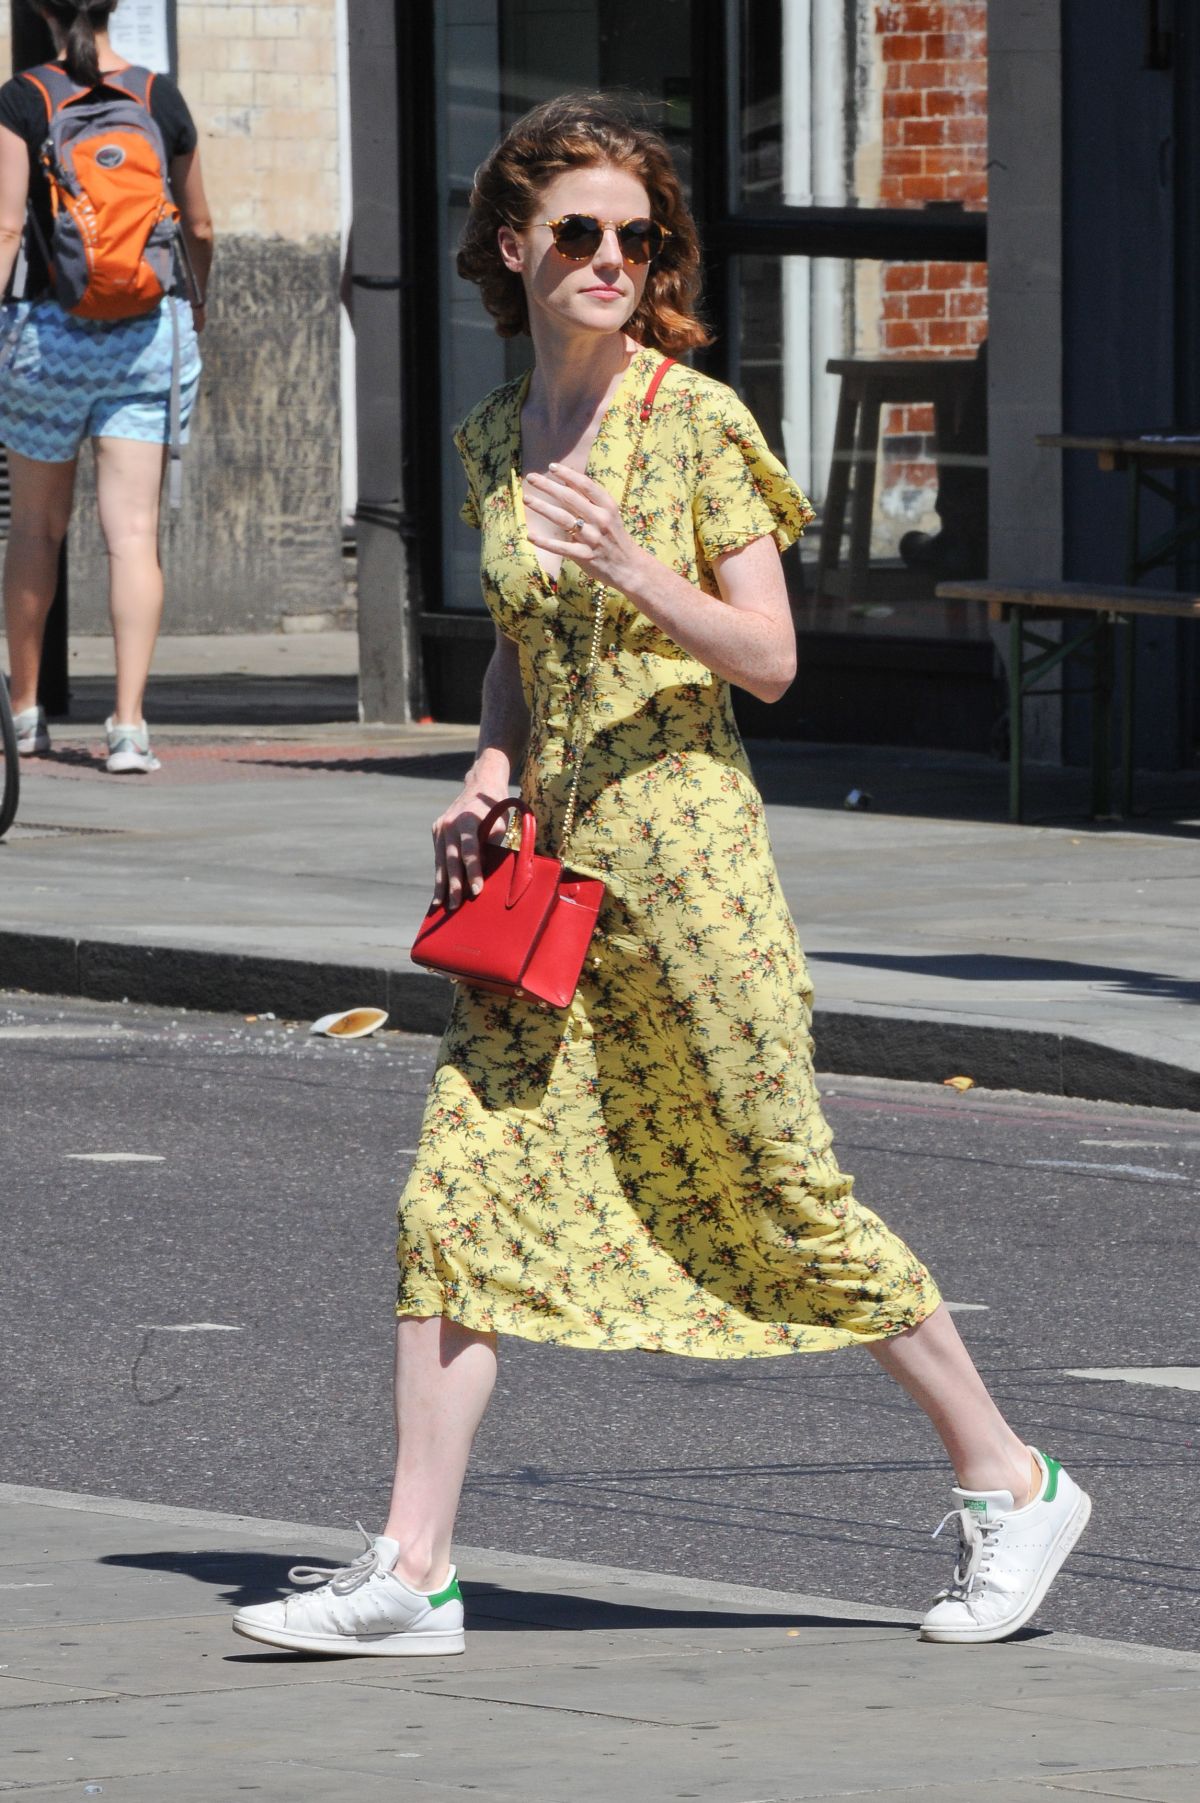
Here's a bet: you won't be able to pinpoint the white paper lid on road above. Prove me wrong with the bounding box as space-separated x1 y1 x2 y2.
108 0 172 75
309 1008 389 1039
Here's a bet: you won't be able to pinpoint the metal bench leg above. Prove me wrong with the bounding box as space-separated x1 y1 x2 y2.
1119 613 1135 817
1009 607 1023 824
1091 613 1114 817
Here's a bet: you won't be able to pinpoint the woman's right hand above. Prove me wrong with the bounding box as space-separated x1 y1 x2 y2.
431 783 510 911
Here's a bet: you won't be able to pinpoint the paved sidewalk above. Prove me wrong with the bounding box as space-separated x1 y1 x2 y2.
1 633 1198 1108
2 1483 1197 1802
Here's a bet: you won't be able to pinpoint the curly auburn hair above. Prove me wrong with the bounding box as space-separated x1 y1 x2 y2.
456 94 711 355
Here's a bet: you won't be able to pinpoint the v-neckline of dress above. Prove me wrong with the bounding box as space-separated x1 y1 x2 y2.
510 346 651 594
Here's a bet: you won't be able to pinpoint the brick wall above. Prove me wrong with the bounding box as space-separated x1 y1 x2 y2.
874 2 988 518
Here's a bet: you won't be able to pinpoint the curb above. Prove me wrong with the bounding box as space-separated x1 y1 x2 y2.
1 927 1196 1112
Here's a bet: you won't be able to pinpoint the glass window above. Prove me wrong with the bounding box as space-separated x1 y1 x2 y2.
738 0 987 215
735 252 989 640
439 0 692 610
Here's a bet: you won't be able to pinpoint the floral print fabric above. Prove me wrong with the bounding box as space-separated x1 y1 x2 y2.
397 347 940 1356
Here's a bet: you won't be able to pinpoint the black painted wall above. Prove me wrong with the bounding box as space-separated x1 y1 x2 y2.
1061 0 1199 770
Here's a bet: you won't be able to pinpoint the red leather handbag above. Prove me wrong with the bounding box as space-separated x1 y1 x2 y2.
410 797 605 1009
410 355 675 1010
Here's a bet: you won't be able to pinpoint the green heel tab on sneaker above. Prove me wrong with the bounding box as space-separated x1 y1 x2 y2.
426 1573 462 1609
1036 1450 1062 1502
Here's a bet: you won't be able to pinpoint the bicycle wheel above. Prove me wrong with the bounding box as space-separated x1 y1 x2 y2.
0 678 20 839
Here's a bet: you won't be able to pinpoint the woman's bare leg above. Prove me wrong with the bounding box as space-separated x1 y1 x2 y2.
870 1302 1037 1502
93 436 167 726
382 1315 498 1591
3 453 77 715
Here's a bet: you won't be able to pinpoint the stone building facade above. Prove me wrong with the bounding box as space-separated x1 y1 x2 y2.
7 0 348 634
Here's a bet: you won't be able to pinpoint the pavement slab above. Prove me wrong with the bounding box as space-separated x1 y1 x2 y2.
3 725 1199 1108
1 1487 1197 1802
3 631 1199 1104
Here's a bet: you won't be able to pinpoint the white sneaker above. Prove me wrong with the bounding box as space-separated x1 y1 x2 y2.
920 1447 1091 1643
13 704 50 756
105 716 160 774
232 1527 466 1657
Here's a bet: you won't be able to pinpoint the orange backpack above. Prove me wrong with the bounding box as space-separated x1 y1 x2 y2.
22 62 193 320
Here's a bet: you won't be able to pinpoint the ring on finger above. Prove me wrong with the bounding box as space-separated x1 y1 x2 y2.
568 516 584 540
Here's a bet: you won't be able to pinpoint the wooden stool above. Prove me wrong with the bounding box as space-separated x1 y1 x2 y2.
818 357 976 601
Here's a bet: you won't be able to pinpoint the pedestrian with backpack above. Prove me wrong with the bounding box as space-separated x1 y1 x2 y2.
0 1 212 773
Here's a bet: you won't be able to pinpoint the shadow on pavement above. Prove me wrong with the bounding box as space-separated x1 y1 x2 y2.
49 674 1200 834
66 674 361 728
745 742 1200 835
101 1549 906 1635
810 949 1200 1004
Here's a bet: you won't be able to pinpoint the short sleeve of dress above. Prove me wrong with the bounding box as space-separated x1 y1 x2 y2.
452 424 481 530
691 389 815 564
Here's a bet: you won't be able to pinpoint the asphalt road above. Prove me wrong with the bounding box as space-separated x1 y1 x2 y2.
2 991 1197 1652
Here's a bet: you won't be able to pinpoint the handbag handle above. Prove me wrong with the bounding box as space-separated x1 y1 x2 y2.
477 796 539 907
558 355 676 858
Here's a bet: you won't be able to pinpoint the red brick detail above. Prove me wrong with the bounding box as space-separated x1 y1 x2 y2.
902 118 946 147
882 31 924 61
874 0 988 503
881 320 924 352
883 87 924 120
903 60 951 90
927 318 972 347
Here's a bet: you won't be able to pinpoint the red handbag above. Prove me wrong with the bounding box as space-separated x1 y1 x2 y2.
410 797 605 1008
410 355 675 1010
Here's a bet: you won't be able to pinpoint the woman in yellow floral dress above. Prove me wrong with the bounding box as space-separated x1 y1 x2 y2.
232 96 1089 1661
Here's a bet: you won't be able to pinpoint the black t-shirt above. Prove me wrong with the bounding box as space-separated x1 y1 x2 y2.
0 64 197 296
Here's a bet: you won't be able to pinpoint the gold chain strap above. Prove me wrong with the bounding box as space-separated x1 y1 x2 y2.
557 395 654 859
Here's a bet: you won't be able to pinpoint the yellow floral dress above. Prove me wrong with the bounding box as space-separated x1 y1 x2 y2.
397 347 940 1356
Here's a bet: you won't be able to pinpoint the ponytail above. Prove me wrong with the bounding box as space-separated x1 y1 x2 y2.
37 1 118 88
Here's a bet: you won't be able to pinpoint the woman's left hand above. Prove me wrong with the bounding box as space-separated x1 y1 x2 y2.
524 464 645 591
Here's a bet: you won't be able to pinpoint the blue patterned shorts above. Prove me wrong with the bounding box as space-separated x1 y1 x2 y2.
0 297 201 463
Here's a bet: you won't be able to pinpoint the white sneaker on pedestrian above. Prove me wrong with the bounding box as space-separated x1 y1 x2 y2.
105 716 160 774
920 1447 1091 1643
13 704 50 756
232 1527 466 1657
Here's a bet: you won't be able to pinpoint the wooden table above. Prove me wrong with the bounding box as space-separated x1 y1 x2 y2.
1035 433 1200 584
818 357 977 602
937 580 1200 820
1035 433 1200 816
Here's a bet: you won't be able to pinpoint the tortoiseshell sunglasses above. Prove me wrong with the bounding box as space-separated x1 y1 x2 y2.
534 214 672 265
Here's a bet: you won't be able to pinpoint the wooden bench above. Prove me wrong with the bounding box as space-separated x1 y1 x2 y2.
935 580 1200 821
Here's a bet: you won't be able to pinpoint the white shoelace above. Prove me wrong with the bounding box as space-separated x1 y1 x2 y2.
287 1524 383 1596
932 1507 1002 1597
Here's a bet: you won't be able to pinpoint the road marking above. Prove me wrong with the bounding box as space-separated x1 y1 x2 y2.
1079 1139 1200 1151
0 1582 52 1590
1065 1367 1200 1391
943 1302 990 1312
137 1323 242 1333
0 1025 122 1039
1026 1159 1189 1183
65 1153 165 1163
